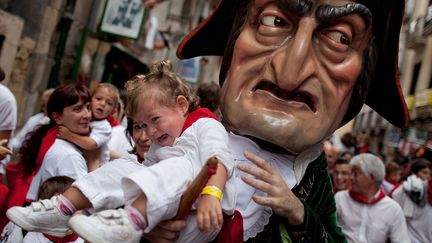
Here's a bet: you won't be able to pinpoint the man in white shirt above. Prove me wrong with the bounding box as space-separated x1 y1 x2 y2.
335 153 410 243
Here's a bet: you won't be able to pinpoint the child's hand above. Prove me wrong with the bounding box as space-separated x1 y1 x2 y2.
57 125 72 140
0 139 12 160
197 195 223 232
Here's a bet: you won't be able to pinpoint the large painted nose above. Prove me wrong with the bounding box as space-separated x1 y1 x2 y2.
270 18 317 91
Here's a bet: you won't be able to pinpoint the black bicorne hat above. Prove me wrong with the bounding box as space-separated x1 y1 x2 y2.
177 0 409 128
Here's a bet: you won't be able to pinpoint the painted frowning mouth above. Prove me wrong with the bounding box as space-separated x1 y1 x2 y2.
254 81 316 112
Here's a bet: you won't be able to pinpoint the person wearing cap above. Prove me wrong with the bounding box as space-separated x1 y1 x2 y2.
0 66 17 178
174 0 409 242
335 154 409 242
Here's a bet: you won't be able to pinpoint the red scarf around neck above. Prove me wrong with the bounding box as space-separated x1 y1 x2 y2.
182 107 219 133
43 233 78 243
385 178 400 186
106 115 120 127
349 189 386 205
34 126 59 174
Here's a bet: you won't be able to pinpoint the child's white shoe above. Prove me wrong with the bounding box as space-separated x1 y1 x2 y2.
68 208 143 243
6 197 70 237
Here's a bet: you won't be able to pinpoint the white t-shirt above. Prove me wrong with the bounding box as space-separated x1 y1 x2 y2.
0 83 17 173
107 125 132 157
335 190 410 243
89 119 111 165
26 139 88 201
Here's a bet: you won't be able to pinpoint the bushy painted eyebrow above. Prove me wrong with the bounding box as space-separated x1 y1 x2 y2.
275 1 371 28
278 0 313 16
315 3 372 27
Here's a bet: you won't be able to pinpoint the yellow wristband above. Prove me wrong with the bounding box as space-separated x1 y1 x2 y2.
201 185 223 201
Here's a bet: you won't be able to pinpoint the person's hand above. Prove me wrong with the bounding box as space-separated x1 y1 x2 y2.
143 220 186 243
197 195 223 232
57 125 72 140
237 151 305 226
0 139 12 160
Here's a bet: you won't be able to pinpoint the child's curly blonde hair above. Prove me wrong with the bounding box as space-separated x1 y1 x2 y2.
125 60 199 117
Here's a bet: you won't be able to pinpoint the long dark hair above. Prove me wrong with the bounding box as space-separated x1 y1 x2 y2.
18 84 91 176
125 117 135 155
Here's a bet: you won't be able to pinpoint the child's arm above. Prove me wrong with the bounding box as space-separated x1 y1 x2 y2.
82 146 102 172
58 126 98 150
197 162 227 232
109 150 122 160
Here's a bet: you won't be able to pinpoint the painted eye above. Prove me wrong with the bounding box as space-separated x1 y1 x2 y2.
256 9 294 47
261 15 288 28
324 30 351 45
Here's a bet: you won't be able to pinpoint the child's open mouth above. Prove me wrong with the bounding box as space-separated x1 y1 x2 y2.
157 134 169 144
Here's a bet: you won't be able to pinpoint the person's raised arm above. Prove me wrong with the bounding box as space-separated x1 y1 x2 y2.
58 125 98 150
197 162 227 232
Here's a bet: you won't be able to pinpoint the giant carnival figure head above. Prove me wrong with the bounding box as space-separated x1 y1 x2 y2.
178 0 408 154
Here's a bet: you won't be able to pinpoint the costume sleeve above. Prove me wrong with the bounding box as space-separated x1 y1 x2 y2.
286 174 347 243
194 118 233 176
89 120 112 146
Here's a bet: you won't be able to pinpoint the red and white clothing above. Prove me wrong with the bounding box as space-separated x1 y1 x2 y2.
23 232 84 243
0 222 84 243
61 107 323 242
335 190 410 243
122 108 235 242
26 139 87 201
382 179 400 195
392 177 432 243
0 83 17 174
89 119 111 166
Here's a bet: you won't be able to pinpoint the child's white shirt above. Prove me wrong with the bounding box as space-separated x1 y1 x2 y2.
107 124 133 157
89 119 111 166
122 117 235 241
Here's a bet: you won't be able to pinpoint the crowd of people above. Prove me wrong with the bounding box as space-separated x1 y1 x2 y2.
325 135 432 242
0 0 431 242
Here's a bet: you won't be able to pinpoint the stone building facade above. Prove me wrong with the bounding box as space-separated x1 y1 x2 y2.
0 0 221 128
